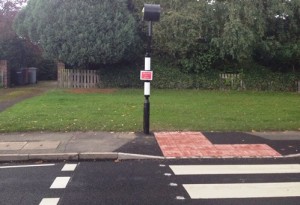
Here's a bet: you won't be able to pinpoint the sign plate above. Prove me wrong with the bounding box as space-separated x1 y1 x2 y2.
140 71 153 81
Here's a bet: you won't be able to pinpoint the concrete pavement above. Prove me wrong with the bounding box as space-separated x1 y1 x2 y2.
0 131 164 162
0 131 299 162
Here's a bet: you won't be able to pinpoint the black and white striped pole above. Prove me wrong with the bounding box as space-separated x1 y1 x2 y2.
142 4 160 135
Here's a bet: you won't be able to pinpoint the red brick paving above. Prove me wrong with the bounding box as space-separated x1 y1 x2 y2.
155 132 281 158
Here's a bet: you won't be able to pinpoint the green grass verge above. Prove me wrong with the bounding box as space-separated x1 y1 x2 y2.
0 89 299 132
0 88 37 103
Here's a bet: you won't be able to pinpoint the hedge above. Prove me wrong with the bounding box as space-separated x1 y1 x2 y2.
98 63 300 92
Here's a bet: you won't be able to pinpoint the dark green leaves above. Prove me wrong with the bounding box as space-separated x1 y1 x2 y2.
14 0 140 66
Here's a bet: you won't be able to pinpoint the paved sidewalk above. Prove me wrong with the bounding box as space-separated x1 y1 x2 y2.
0 131 300 162
0 131 163 162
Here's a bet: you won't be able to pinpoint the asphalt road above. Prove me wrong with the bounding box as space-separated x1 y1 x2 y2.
0 163 63 205
0 158 300 205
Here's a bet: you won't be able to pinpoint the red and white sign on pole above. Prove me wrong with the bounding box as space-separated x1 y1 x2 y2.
140 70 153 81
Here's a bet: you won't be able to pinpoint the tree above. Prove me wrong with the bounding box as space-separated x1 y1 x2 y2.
0 0 33 69
14 0 140 67
132 0 220 73
0 0 26 15
201 0 300 71
250 0 300 72
1 0 27 41
1 0 56 83
131 0 299 72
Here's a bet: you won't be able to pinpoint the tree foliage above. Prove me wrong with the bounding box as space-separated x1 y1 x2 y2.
0 0 26 16
14 0 140 67
1 0 26 41
9 0 300 73
0 0 37 69
132 0 300 72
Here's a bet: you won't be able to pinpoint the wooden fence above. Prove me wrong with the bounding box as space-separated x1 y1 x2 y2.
58 68 100 88
0 69 3 87
219 73 244 89
0 60 9 88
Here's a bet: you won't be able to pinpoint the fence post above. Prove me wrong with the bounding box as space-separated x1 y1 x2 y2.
0 60 10 88
57 62 65 88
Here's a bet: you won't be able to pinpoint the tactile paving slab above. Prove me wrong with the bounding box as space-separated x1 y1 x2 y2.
155 132 281 158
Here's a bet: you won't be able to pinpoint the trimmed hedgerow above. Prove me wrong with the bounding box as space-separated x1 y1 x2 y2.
98 62 299 92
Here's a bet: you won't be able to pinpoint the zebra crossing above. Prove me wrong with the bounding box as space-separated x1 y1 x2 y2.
40 163 78 205
167 163 300 200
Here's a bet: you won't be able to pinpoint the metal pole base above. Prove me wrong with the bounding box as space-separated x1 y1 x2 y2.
143 96 150 134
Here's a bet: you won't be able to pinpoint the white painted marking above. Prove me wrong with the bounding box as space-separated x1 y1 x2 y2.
61 164 77 171
183 182 300 199
169 183 178 187
176 196 186 200
170 164 300 175
144 82 150 96
50 177 71 189
145 57 151 71
39 198 60 205
0 164 55 169
118 153 164 160
164 173 172 176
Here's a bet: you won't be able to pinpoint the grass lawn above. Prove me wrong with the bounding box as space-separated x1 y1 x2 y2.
0 89 299 132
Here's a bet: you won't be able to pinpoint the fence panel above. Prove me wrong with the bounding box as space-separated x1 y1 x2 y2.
58 68 99 88
219 73 244 90
0 70 3 87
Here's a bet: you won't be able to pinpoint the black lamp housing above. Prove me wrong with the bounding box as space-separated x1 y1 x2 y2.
143 4 161 22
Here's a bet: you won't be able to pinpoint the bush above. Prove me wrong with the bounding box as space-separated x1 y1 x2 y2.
242 65 299 91
98 61 300 92
151 63 194 89
98 64 141 88
98 62 193 89
193 72 220 90
14 0 140 66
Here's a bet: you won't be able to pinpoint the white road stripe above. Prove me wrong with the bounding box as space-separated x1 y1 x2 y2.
170 164 300 175
183 182 300 199
39 198 60 205
0 164 55 169
61 164 77 171
50 177 71 189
